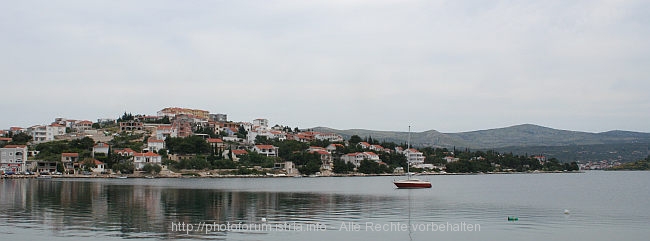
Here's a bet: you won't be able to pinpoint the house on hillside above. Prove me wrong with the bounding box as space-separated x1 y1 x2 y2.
223 149 248 162
340 152 381 167
93 143 110 157
252 145 279 157
404 148 425 165
147 138 165 152
206 138 225 152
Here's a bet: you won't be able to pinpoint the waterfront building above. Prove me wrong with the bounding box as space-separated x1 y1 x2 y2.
133 152 162 170
0 145 28 173
61 152 80 172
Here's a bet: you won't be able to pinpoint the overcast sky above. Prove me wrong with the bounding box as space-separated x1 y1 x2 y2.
2 0 649 133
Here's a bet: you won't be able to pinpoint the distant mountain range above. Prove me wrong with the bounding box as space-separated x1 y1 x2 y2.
313 124 650 162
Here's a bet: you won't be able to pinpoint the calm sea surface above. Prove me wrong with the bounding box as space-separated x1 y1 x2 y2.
1 171 649 241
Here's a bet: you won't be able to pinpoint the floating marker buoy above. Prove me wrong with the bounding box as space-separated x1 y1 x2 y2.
507 216 518 221
564 209 570 215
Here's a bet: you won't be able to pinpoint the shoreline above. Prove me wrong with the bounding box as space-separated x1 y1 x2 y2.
1 170 586 179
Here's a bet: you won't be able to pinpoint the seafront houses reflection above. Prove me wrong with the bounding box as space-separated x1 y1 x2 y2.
0 179 388 238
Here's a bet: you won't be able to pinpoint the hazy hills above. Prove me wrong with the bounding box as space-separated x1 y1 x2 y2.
312 124 650 162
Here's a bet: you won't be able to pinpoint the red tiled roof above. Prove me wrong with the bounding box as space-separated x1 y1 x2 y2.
62 153 79 157
94 143 109 148
0 137 12 141
114 148 136 154
94 160 104 165
310 150 330 155
148 138 165 143
133 152 160 157
207 138 223 143
232 149 248 155
255 145 276 149
3 145 27 148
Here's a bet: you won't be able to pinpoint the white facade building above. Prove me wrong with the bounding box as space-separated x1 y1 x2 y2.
340 152 381 167
133 152 162 170
404 148 425 165
314 132 344 142
252 145 279 157
30 124 66 143
147 138 165 152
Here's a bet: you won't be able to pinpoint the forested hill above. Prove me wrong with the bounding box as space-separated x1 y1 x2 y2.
313 124 650 162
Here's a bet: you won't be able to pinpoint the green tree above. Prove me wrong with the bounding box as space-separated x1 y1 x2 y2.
81 158 96 172
298 159 322 175
349 135 363 145
165 136 211 155
10 132 32 144
333 159 350 174
142 164 162 174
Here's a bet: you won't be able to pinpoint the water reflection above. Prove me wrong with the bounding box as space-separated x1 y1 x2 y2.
2 172 649 241
0 179 399 239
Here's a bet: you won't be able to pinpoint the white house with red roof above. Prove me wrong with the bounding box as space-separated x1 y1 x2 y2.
133 152 162 170
326 143 345 152
156 125 174 140
0 145 28 173
93 143 110 157
223 149 249 161
206 138 224 152
252 145 279 157
114 148 136 156
307 146 328 153
357 142 372 149
404 148 425 165
10 127 26 134
90 160 105 173
147 138 166 152
340 152 381 167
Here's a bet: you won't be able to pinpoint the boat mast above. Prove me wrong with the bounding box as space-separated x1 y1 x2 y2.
407 125 411 178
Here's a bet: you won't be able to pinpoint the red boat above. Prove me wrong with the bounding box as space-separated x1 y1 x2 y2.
393 178 432 189
393 126 431 189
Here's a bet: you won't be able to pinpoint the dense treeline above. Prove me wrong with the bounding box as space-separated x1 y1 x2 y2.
609 156 650 170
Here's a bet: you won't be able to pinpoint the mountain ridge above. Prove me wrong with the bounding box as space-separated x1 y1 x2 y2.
312 124 650 149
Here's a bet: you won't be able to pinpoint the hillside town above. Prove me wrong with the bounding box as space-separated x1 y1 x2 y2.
0 107 434 177
1 107 584 177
